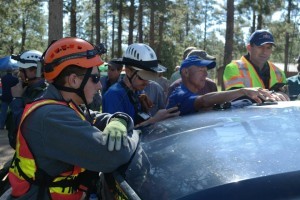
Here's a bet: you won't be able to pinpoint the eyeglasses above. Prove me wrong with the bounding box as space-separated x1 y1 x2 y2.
135 73 146 81
78 73 101 84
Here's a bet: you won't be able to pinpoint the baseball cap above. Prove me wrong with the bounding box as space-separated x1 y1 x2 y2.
180 55 216 73
108 58 123 70
249 30 275 46
132 67 158 81
186 49 216 60
183 46 197 60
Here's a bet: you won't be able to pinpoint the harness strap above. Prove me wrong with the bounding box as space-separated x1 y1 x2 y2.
120 81 142 114
11 99 88 198
14 158 36 185
14 156 84 192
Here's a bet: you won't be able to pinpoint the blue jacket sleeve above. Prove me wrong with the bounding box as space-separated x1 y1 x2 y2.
10 97 24 128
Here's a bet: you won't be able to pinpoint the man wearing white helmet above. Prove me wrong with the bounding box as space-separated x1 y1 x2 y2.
8 50 48 149
0 50 49 199
103 43 180 127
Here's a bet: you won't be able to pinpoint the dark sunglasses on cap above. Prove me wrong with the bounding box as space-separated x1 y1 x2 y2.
78 73 101 84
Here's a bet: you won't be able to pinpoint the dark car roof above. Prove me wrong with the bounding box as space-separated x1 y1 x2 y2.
120 101 300 200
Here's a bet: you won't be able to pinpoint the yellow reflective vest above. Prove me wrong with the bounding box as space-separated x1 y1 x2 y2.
9 99 87 200
223 56 286 90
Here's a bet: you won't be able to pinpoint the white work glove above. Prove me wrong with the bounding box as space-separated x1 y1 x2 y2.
102 118 128 151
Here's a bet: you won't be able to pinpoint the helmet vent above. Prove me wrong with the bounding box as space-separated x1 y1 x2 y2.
150 53 155 59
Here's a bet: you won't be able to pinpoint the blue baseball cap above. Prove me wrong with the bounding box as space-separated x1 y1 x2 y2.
180 55 216 73
249 30 275 46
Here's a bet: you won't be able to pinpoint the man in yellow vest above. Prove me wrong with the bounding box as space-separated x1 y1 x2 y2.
223 30 289 101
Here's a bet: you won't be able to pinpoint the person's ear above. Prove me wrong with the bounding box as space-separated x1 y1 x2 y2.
246 44 251 52
125 67 134 76
67 73 81 88
182 68 188 77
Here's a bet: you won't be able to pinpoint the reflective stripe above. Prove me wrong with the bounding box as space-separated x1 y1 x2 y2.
224 60 253 88
269 62 285 87
9 99 86 200
237 60 252 87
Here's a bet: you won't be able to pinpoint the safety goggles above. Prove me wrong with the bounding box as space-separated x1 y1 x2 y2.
78 73 101 84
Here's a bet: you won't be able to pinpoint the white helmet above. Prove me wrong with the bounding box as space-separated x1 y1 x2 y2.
12 50 42 69
117 43 166 73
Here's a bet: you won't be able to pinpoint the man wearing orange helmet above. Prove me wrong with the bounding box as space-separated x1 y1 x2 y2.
7 37 139 200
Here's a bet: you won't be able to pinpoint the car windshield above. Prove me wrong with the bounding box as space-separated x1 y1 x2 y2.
121 101 300 200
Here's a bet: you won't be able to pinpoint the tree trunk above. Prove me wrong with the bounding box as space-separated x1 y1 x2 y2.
95 0 100 44
157 1 165 58
48 0 63 45
111 0 116 58
21 17 26 52
203 0 208 50
90 12 94 44
149 1 155 47
221 0 234 90
257 13 262 29
128 0 135 45
251 10 256 33
117 0 123 57
138 0 144 43
284 0 292 74
111 13 115 58
70 0 77 37
185 0 190 37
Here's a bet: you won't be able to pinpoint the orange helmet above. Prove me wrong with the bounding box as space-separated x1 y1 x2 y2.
43 37 104 81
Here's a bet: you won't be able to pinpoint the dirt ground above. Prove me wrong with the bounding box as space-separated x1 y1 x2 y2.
0 129 14 168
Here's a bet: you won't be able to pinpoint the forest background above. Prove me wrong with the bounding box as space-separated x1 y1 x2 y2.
0 0 299 87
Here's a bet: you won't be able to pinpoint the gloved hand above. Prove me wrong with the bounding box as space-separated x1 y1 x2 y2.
102 118 128 151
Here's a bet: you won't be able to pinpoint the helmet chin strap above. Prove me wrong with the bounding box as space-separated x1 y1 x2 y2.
21 69 37 86
125 70 138 90
54 68 93 116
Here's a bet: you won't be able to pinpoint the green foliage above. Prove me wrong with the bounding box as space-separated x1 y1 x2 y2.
269 21 300 63
0 0 299 75
0 0 46 56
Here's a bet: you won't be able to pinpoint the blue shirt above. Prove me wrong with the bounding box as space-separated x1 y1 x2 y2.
166 84 198 115
102 82 136 119
100 75 123 96
1 73 19 102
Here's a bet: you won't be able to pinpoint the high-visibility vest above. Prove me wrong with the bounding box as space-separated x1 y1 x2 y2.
223 56 286 90
9 99 87 200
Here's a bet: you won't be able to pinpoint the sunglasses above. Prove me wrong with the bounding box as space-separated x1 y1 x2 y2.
89 74 101 83
78 73 101 84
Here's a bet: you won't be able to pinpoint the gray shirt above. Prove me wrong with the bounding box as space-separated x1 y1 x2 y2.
144 81 166 116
